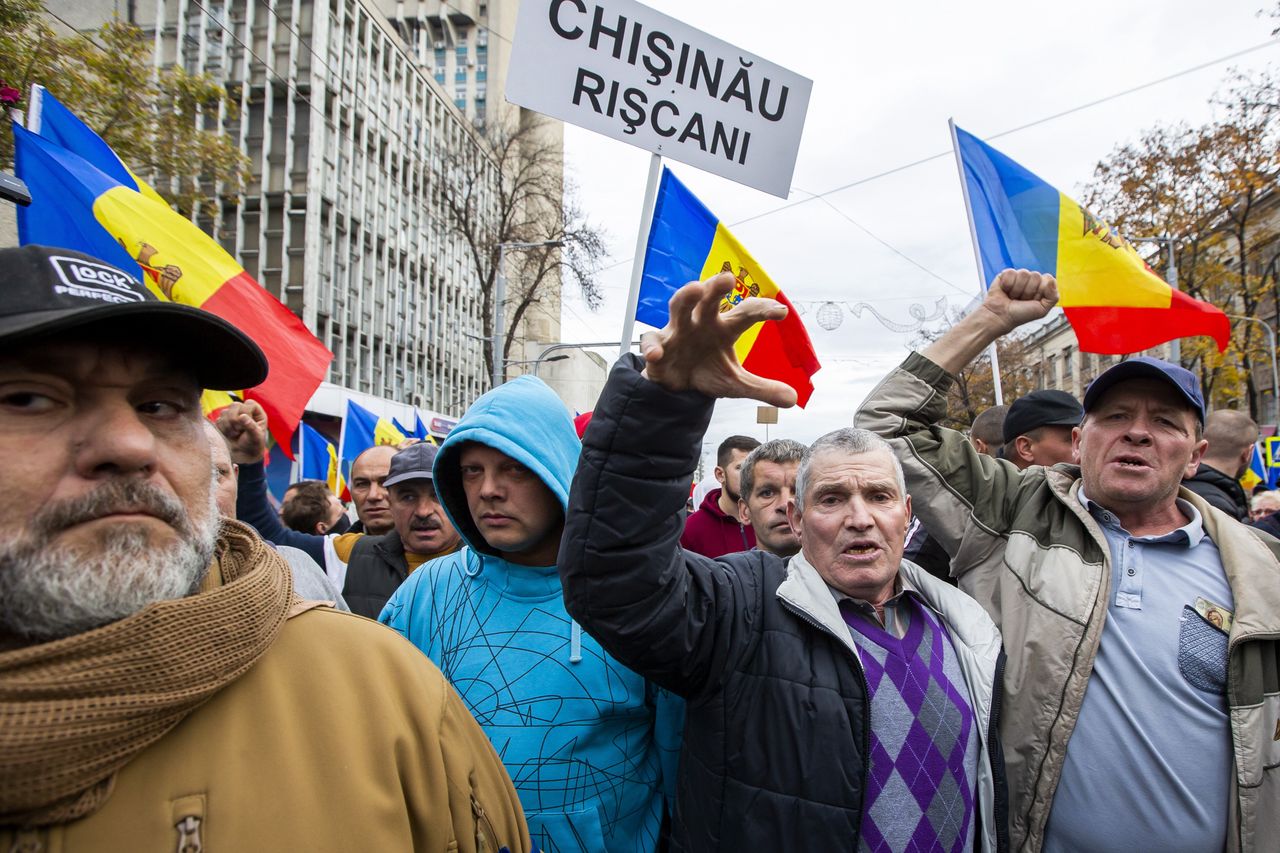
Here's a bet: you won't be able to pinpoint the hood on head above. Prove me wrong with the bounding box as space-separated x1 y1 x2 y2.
433 375 580 556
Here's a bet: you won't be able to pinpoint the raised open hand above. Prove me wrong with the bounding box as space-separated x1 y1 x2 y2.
640 271 798 408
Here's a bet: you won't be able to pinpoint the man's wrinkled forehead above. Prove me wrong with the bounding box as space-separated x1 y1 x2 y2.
807 448 900 491
0 336 199 389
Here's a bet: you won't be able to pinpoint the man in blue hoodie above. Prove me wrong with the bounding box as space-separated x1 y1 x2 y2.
380 376 681 853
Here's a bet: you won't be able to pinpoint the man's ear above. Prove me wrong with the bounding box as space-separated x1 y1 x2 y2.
737 498 751 526
786 500 802 539
314 521 330 535
972 437 989 455
1013 435 1035 464
714 465 727 485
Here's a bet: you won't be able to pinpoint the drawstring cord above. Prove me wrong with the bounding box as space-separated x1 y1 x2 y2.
570 620 582 664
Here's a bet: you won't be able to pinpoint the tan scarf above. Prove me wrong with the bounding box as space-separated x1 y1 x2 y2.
0 520 294 828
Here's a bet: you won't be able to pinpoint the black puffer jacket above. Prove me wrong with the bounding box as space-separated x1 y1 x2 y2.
343 530 410 619
1184 462 1250 521
560 355 1007 851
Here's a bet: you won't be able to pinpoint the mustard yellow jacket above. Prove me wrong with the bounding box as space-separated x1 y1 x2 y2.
1 607 531 852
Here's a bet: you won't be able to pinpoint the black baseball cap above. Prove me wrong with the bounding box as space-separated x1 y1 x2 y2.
1083 356 1206 424
384 442 439 488
1003 389 1084 444
0 245 267 390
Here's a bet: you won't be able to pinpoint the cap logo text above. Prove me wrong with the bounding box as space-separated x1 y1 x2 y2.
49 255 145 305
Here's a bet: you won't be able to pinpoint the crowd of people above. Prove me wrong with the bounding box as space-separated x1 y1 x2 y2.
2 244 1278 852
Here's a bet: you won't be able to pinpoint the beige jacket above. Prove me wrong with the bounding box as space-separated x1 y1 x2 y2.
0 607 531 852
857 352 1280 853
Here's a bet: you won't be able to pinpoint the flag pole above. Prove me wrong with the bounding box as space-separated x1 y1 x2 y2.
25 84 43 132
948 118 1004 405
619 152 663 355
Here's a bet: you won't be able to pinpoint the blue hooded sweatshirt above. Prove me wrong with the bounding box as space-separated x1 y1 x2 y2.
380 376 680 853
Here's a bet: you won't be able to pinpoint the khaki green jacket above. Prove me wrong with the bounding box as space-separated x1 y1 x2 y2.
856 352 1280 853
1 608 531 853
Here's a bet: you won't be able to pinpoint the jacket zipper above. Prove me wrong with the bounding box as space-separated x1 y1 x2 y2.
174 815 203 853
470 793 498 853
777 599 871 850
987 649 1009 853
1225 629 1280 853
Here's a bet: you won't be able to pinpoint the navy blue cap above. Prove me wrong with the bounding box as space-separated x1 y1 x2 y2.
1083 356 1206 424
1003 389 1083 444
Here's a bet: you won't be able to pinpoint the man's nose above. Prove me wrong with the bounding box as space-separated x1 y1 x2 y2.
843 498 875 530
75 399 160 479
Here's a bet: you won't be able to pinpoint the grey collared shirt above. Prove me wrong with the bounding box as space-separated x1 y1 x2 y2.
1044 487 1234 853
832 574 920 640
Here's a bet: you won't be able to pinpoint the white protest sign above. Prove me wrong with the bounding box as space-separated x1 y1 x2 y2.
505 0 813 199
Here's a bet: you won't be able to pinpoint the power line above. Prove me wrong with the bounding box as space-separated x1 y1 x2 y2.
731 38 1280 228
790 186 970 297
593 37 1280 284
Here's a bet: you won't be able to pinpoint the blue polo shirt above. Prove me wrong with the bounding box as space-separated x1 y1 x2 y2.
1043 490 1234 853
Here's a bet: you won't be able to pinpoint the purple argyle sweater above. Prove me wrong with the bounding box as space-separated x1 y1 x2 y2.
842 595 978 853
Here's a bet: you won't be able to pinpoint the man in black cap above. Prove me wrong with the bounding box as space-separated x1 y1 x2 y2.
219 406 462 617
858 268 1280 852
0 246 530 849
1001 389 1083 470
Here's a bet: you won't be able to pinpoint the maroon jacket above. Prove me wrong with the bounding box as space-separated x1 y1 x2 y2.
680 487 756 558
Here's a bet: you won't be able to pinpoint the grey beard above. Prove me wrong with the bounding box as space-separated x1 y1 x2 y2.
0 478 218 642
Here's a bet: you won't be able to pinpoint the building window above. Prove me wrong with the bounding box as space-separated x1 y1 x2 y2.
476 65 487 82
455 97 467 110
434 47 445 66
456 44 468 61
434 70 445 84
455 68 467 82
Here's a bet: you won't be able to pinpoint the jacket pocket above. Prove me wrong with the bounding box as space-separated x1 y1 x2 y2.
525 805 607 853
1178 605 1228 694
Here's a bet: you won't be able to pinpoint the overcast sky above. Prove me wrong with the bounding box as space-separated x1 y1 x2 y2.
547 0 1279 471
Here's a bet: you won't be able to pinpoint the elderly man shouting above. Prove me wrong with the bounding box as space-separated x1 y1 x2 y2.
560 273 1006 850
855 268 1280 852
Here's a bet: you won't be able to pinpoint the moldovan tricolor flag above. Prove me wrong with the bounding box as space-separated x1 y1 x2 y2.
636 168 821 407
12 96 332 456
299 423 347 498
952 124 1229 354
339 400 407 464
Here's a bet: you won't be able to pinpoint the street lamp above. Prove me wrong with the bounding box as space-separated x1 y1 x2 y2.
507 354 569 375
1228 313 1280 425
494 240 564 388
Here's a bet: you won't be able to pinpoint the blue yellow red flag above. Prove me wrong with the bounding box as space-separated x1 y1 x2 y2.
299 423 347 497
339 399 407 463
952 125 1230 355
13 95 332 457
1242 444 1269 492
636 168 821 407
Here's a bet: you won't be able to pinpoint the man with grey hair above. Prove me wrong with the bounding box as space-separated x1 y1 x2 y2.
0 246 530 850
560 272 1006 850
1183 409 1257 520
736 438 806 557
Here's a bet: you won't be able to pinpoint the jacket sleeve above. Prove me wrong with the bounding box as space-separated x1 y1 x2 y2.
854 352 1032 574
559 354 766 700
235 461 327 566
435 673 534 853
